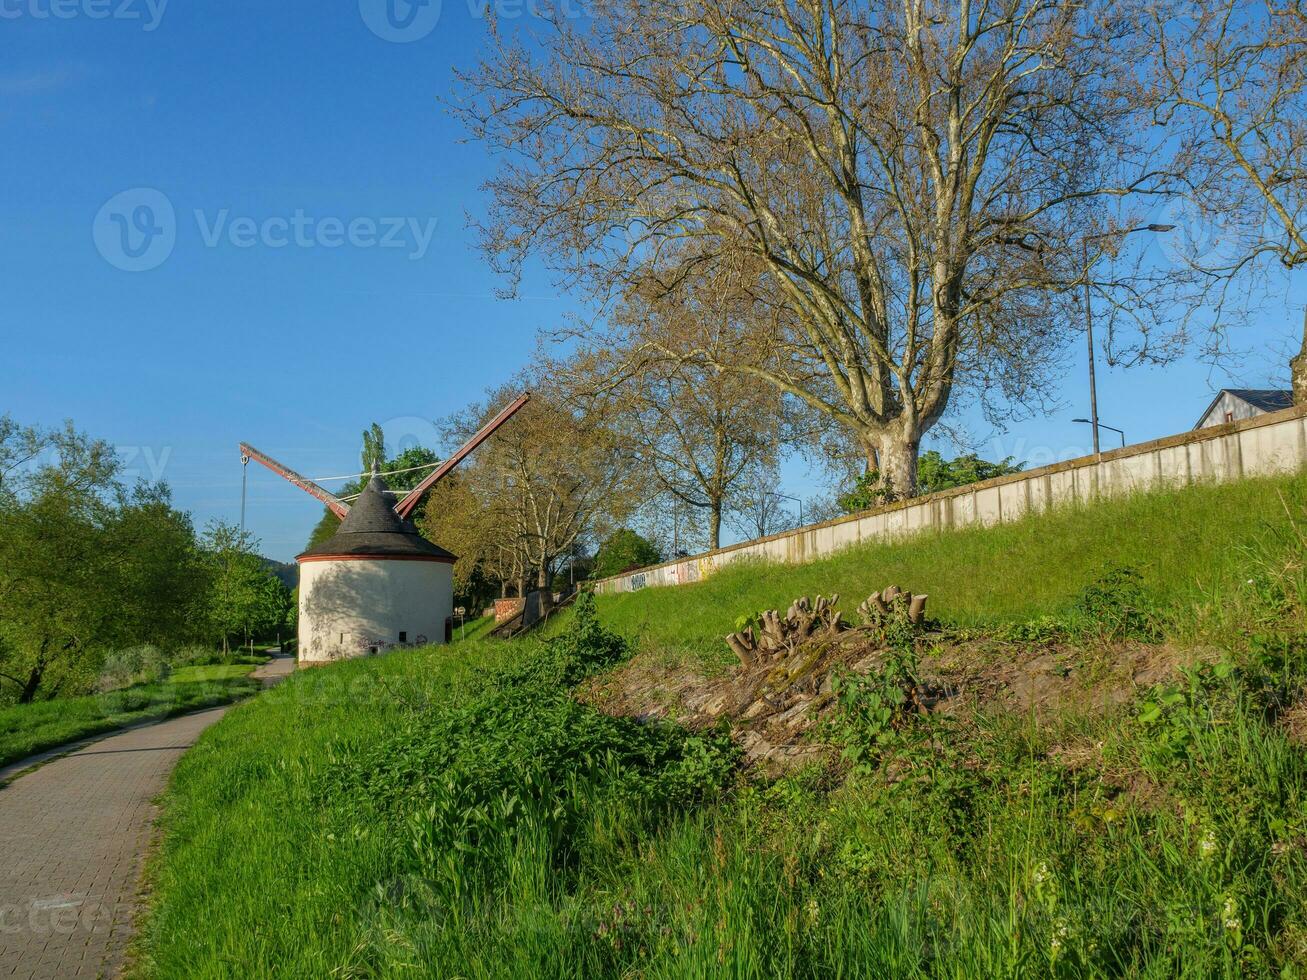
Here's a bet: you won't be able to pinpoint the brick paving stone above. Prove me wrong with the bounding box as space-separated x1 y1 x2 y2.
0 655 293 979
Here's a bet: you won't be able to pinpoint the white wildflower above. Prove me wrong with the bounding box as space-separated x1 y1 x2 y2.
1222 896 1241 932
1199 829 1218 859
1032 862 1051 885
1049 919 1070 959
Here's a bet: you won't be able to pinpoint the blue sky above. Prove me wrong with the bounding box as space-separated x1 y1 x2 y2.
2 0 1302 561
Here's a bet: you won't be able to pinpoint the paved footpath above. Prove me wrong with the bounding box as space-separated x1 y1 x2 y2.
0 655 294 980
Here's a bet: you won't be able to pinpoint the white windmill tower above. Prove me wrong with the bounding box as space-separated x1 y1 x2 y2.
239 393 529 665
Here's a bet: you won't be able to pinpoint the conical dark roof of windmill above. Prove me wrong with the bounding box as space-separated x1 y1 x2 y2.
297 470 456 562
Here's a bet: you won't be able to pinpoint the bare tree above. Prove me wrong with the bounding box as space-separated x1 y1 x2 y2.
455 0 1172 495
569 279 789 549
1146 0 1307 400
432 377 639 613
727 462 795 540
621 359 778 549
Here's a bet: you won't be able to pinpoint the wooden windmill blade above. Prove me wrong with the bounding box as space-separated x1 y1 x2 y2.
239 442 351 518
392 391 530 519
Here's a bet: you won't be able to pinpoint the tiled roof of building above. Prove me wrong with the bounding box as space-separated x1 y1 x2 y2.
297 468 456 561
1224 389 1294 413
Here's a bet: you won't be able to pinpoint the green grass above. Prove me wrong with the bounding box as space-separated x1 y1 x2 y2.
0 663 266 769
583 471 1307 665
452 613 497 643
169 663 260 683
134 476 1307 977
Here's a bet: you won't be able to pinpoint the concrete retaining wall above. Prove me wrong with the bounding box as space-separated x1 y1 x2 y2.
595 404 1307 596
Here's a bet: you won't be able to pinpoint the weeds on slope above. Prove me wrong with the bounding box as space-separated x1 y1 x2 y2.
138 593 738 977
139 485 1307 978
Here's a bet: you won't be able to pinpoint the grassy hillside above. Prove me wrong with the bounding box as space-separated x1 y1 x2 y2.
134 474 1307 977
587 472 1307 665
452 612 498 643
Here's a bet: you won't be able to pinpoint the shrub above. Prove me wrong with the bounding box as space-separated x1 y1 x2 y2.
825 644 925 773
97 644 170 691
171 645 250 668
1072 563 1161 641
1135 658 1237 767
315 603 736 915
504 590 629 688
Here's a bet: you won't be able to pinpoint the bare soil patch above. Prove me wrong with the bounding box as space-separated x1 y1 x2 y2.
579 619 1206 775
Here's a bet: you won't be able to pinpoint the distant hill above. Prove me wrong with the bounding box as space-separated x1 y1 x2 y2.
261 559 297 591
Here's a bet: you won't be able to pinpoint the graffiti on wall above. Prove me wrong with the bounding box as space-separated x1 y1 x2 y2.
598 554 721 594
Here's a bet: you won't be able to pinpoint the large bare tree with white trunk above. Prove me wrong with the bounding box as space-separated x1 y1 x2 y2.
455 0 1171 495
1144 0 1307 401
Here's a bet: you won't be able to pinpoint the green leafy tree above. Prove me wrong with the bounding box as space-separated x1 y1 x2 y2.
592 529 661 580
202 521 289 653
0 419 205 702
109 484 210 644
917 452 1024 494
361 422 386 474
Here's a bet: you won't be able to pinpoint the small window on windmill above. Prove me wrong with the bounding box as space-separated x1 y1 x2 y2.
399 631 407 643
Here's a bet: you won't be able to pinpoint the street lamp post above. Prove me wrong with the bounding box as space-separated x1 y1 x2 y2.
1081 224 1174 454
1072 417 1126 449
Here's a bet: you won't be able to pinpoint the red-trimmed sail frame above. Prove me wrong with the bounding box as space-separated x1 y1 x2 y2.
239 442 351 519
393 392 530 519
239 391 529 522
